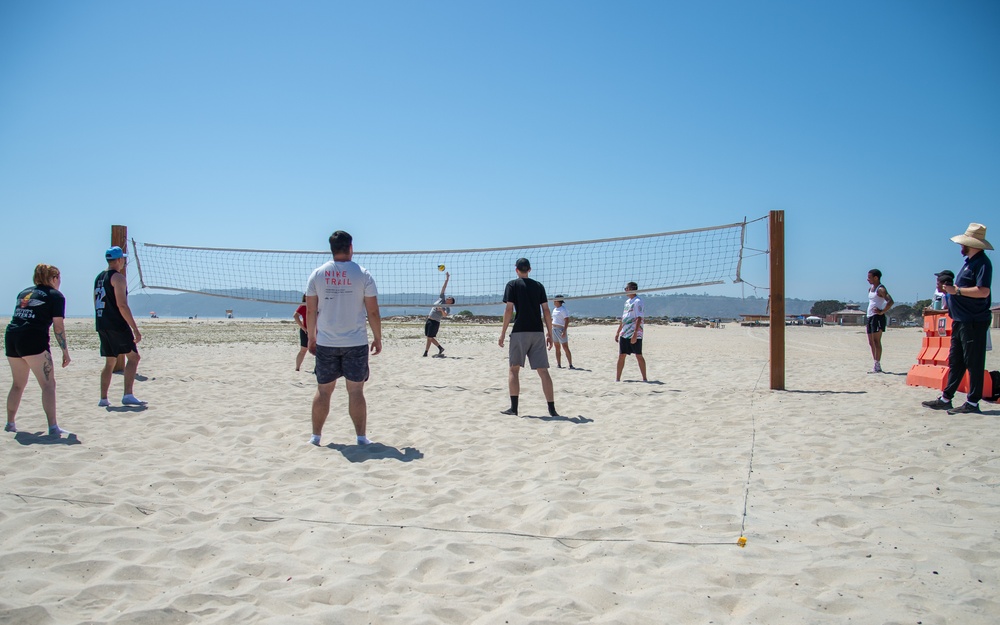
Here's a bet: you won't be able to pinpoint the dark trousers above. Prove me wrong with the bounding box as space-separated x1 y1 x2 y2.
944 320 990 403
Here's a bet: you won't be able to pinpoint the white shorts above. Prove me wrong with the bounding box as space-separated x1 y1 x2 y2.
552 325 567 344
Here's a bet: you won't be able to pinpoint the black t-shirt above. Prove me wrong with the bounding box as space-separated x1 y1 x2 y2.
95 269 127 331
503 277 547 333
6 284 66 335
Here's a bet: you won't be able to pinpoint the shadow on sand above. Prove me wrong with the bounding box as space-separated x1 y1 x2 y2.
520 414 593 424
13 431 82 446
105 405 149 413
783 389 867 395
327 442 424 463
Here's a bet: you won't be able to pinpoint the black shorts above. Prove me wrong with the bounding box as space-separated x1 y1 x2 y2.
314 344 370 384
424 318 441 338
4 329 49 358
866 314 887 334
98 327 137 357
299 329 308 348
619 336 643 355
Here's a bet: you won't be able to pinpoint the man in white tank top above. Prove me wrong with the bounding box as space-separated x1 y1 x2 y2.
865 268 893 373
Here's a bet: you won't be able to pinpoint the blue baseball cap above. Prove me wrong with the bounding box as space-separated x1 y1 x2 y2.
105 246 126 260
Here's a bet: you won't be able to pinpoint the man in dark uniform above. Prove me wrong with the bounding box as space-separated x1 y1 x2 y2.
94 246 146 407
922 223 993 415
498 258 559 417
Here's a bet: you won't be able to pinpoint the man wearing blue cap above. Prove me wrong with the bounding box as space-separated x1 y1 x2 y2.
94 246 146 407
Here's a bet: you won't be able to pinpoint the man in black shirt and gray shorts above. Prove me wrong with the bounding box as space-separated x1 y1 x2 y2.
498 258 559 417
94 246 146 407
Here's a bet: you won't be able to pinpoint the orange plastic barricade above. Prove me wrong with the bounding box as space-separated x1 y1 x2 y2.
958 371 995 399
907 311 950 391
906 364 949 391
907 310 994 400
929 337 950 366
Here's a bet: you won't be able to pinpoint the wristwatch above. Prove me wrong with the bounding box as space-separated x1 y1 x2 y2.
956 287 962 297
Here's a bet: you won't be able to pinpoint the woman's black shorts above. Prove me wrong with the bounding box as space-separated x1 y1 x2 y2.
4 329 50 358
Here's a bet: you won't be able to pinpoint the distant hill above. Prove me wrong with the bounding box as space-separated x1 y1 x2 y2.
130 289 815 320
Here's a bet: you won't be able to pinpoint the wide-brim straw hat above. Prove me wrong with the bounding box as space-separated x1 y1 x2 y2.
950 223 993 250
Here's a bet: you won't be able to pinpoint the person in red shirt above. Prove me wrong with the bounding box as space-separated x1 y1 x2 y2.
293 295 309 371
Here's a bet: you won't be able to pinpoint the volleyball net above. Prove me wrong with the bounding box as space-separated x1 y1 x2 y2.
131 219 753 308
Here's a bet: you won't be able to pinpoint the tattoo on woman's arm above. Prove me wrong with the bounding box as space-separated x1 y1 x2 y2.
55 330 68 350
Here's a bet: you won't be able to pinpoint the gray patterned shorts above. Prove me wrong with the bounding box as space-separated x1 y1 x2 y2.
315 344 370 384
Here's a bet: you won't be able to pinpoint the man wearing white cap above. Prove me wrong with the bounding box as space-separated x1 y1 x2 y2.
922 223 993 415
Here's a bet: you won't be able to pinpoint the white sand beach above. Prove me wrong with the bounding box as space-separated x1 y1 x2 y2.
1 318 998 624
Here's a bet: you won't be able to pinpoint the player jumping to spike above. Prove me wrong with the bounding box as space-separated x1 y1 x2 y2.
424 272 455 358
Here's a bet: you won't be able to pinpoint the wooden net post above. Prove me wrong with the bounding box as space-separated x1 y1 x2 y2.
769 210 785 390
111 225 128 372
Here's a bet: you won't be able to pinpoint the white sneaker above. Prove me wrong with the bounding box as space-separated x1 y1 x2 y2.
122 394 147 406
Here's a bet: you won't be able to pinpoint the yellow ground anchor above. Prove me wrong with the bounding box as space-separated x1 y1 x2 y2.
737 536 747 548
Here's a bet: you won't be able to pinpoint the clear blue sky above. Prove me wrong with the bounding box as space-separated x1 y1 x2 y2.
1 1 997 316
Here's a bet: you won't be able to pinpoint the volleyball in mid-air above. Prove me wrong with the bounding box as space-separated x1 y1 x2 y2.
438 264 446 272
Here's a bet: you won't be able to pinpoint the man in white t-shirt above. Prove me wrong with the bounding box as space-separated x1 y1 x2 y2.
614 281 647 382
305 231 382 447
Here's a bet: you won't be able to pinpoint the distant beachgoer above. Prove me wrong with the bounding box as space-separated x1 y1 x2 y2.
865 269 893 373
923 223 993 415
551 295 575 369
930 270 954 311
294 295 309 371
95 246 146 407
305 230 382 446
498 258 559 417
424 272 455 357
5 264 72 437
615 282 647 382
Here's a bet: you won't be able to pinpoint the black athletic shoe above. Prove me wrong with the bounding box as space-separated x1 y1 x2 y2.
921 398 953 410
500 408 517 416
422 352 428 357
947 402 982 415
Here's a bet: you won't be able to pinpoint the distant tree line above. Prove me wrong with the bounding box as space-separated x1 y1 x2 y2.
810 299 932 324
810 300 845 318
